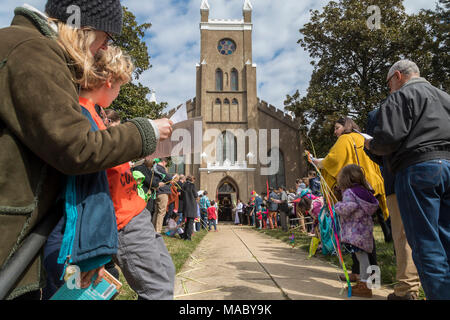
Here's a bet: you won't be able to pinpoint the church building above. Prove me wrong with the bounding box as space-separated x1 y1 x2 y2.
167 0 306 220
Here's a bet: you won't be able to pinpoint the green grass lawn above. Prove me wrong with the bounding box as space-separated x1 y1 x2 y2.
257 224 396 284
113 222 425 300
115 229 209 300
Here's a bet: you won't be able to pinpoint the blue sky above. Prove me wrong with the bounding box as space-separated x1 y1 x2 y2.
0 0 439 112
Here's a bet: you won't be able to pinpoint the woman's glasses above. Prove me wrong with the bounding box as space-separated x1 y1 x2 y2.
104 32 115 46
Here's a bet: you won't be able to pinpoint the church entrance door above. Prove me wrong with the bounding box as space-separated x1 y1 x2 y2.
217 180 238 222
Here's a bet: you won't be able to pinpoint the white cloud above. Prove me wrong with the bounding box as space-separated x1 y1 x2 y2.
403 0 438 14
0 0 438 113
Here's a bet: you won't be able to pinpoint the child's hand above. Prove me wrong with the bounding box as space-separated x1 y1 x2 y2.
80 266 105 288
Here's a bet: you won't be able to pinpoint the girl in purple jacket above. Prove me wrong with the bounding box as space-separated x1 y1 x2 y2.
335 164 380 298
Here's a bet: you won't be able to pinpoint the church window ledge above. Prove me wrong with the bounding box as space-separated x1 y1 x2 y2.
207 90 244 94
205 121 247 125
199 161 256 173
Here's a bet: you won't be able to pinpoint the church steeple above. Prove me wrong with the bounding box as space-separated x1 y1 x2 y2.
243 0 252 23
149 89 157 104
243 0 253 11
200 0 210 10
200 0 210 22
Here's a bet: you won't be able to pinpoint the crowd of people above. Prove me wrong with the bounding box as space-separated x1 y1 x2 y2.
225 172 321 234
130 158 219 241
0 0 448 302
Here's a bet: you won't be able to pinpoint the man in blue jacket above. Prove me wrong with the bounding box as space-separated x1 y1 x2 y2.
365 109 420 300
366 59 450 300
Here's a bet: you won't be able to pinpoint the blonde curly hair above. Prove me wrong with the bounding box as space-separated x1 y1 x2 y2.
53 20 133 90
85 45 134 90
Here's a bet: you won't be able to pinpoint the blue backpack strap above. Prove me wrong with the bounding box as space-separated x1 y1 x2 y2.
57 176 78 280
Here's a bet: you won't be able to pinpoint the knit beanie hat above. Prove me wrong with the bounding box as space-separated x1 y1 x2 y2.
45 0 123 35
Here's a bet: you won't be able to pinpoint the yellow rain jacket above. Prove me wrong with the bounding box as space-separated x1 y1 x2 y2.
320 133 389 220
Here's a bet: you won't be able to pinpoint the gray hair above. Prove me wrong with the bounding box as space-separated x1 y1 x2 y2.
387 59 420 80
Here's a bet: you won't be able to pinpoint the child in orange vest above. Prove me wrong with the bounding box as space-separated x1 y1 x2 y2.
78 46 175 300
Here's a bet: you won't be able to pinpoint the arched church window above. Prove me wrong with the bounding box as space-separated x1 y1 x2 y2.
218 182 236 193
216 131 237 165
231 68 238 91
268 148 286 189
222 99 230 122
213 98 222 122
218 39 236 56
216 69 223 91
232 98 238 106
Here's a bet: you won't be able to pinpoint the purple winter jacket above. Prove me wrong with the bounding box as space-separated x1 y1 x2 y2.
335 185 379 253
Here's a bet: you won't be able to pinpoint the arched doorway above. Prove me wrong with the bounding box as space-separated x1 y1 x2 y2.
217 178 239 222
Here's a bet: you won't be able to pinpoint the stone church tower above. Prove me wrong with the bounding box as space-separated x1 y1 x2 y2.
168 0 306 220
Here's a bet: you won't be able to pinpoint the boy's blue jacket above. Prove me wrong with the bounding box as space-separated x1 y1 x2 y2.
254 196 263 212
57 107 118 272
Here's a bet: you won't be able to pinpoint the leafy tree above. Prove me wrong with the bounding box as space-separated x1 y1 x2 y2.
110 7 167 121
110 82 167 121
419 0 450 91
285 0 448 157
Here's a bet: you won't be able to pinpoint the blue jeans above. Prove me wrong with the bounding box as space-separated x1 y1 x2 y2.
200 209 208 229
395 160 450 300
208 219 217 231
42 217 66 300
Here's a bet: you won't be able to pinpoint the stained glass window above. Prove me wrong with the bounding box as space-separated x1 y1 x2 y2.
218 39 236 56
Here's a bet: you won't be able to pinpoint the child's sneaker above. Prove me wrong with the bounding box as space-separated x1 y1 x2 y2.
340 273 360 282
350 281 372 298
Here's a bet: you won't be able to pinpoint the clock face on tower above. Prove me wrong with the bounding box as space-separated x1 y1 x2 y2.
218 39 236 55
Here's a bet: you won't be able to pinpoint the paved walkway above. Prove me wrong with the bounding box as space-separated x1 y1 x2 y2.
174 223 391 300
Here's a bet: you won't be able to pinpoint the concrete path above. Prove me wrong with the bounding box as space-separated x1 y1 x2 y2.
174 223 391 300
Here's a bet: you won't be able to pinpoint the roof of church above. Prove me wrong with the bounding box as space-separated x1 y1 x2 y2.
164 98 300 130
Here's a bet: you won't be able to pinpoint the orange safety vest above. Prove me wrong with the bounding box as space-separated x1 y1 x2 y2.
79 97 146 230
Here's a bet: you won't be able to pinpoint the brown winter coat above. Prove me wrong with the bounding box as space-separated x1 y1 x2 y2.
0 10 156 299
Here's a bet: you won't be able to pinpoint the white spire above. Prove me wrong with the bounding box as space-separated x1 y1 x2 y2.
149 89 157 104
243 0 253 11
200 0 210 11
